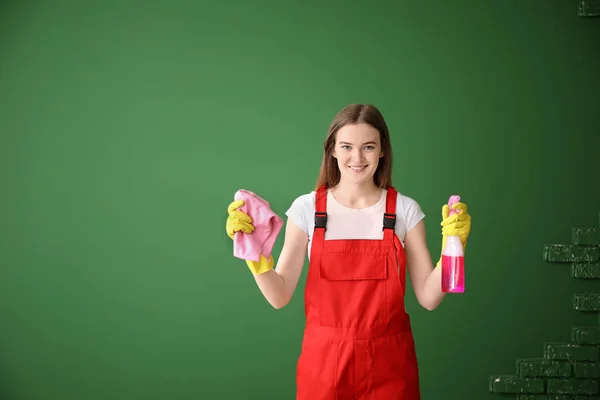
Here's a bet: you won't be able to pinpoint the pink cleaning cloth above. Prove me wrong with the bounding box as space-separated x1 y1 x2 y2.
233 189 283 263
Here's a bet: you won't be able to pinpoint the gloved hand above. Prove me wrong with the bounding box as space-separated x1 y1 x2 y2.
436 201 471 267
226 200 274 275
226 200 255 239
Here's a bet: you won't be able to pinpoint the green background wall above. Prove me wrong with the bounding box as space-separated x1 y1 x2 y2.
1 1 599 399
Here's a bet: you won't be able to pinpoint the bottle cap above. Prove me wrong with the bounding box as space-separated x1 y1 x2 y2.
448 195 461 216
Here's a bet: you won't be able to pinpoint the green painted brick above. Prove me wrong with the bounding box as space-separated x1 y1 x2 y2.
544 342 600 362
518 395 600 400
518 396 574 400
574 293 600 311
489 375 545 393
574 362 600 378
547 378 599 395
517 358 572 377
572 263 600 278
572 326 600 345
493 213 600 399
579 0 600 16
543 245 600 263
573 228 600 245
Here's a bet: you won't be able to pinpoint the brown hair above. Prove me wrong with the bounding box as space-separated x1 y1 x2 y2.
314 104 393 190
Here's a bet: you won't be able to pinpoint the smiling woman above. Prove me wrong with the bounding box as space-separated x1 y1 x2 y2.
225 103 473 399
316 104 394 191
333 124 384 188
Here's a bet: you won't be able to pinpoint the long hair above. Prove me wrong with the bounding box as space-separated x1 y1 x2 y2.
314 104 393 190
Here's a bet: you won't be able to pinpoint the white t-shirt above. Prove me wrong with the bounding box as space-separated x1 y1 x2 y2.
285 188 425 259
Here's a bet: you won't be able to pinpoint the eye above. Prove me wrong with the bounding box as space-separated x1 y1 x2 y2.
364 145 375 150
341 145 351 150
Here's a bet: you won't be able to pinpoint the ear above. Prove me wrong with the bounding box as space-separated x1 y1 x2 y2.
379 152 384 158
332 151 337 158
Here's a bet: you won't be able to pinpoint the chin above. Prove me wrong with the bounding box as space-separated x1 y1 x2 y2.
354 176 375 185
342 169 376 184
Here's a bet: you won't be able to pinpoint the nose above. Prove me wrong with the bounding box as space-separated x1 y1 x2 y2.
352 148 364 161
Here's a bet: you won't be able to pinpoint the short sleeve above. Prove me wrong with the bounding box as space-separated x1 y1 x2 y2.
285 193 314 235
404 197 426 233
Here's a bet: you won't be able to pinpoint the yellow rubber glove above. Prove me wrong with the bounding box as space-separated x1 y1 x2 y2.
226 200 255 238
226 200 274 275
436 201 471 267
245 255 275 275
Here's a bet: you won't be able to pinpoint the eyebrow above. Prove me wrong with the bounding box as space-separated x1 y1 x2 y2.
339 141 377 145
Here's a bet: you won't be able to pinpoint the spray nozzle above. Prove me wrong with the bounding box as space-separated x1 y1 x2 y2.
448 195 461 216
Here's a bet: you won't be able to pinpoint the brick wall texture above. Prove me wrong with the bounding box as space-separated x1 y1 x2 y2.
489 213 600 399
579 0 600 17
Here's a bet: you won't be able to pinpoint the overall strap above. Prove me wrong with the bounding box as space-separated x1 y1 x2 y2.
315 185 328 217
312 185 328 254
383 186 397 243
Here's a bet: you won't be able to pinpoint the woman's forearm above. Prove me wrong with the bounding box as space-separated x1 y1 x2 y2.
421 265 446 310
252 269 290 309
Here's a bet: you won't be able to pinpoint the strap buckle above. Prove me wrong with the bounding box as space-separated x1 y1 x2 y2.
314 212 327 230
383 213 396 230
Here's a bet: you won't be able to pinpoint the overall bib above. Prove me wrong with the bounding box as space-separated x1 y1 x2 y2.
296 186 421 400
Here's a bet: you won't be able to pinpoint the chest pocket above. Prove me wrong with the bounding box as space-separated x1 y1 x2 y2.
318 251 389 328
320 252 387 281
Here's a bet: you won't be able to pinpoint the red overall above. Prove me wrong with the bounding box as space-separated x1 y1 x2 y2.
296 186 421 400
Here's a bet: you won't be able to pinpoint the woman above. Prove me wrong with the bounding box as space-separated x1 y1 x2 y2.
226 104 471 399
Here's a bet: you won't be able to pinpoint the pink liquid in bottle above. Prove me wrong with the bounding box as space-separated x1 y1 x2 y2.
441 195 465 293
441 253 465 293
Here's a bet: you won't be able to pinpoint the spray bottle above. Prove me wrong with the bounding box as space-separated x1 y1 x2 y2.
441 195 465 293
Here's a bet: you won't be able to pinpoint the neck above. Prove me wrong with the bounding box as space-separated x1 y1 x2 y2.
331 179 382 208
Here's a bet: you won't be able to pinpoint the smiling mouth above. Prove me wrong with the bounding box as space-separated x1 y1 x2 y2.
348 165 367 171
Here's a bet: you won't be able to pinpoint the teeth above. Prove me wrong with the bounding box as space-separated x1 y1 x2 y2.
349 166 366 170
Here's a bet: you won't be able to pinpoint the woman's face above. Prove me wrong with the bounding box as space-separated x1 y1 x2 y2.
332 123 383 186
